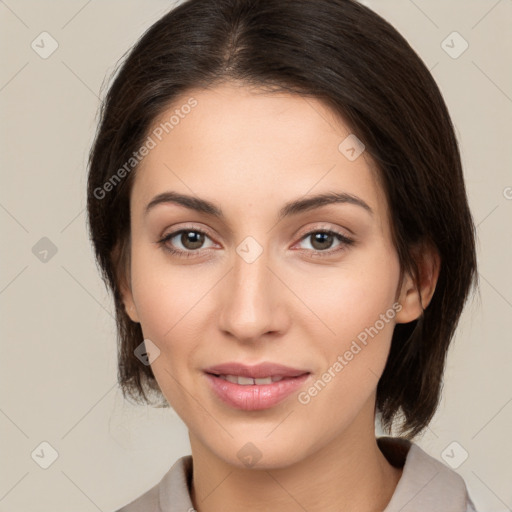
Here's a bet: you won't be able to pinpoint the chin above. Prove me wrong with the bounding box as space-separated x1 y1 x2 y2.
200 430 317 471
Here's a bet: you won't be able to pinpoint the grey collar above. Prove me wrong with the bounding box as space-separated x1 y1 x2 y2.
141 437 473 511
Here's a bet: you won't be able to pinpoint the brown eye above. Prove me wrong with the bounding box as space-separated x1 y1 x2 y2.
295 229 354 257
310 232 336 251
159 229 215 257
179 230 205 250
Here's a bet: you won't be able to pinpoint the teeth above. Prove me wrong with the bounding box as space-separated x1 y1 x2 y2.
218 374 285 385
254 377 272 385
238 376 255 385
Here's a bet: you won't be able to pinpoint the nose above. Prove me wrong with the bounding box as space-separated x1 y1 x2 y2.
217 246 289 344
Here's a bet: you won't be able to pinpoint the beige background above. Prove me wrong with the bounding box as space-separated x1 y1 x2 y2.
1 1 511 510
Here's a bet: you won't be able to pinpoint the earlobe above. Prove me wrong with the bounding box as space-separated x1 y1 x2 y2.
124 293 140 323
111 240 140 324
120 280 140 323
395 243 441 324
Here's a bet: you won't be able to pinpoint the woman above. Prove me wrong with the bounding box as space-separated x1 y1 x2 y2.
87 0 478 510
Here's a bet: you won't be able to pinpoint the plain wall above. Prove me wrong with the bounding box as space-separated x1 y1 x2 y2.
1 1 511 510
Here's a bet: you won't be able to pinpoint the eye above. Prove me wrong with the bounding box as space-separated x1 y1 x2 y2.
294 229 354 257
158 228 215 258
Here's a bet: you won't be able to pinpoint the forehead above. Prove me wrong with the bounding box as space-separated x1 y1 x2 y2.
131 83 387 224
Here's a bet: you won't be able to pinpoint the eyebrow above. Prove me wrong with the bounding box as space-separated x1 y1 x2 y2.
144 190 373 220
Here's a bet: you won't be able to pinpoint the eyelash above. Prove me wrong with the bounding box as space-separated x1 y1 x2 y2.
157 226 354 260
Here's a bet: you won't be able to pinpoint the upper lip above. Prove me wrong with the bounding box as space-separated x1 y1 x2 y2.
204 362 310 379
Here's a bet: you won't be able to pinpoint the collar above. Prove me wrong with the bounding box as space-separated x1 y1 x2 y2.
150 437 472 512
378 437 472 511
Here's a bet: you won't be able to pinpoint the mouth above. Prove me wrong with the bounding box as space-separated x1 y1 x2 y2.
208 374 291 385
203 362 311 410
203 361 310 379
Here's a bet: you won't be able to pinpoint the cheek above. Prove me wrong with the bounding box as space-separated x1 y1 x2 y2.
297 246 401 414
296 246 401 346
128 244 216 386
129 241 200 338
128 249 205 409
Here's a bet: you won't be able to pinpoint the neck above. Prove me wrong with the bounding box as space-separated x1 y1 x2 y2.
189 408 402 512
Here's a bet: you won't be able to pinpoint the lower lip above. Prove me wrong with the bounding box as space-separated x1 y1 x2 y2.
205 373 310 411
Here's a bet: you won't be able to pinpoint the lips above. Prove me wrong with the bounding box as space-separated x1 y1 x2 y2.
203 362 311 410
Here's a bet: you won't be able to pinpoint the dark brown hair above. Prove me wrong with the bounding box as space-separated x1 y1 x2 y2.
87 0 477 438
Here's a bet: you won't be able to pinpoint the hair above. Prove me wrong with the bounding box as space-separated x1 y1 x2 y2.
87 0 477 438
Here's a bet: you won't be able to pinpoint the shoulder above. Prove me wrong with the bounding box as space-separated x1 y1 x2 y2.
115 482 159 512
113 455 194 512
378 437 478 512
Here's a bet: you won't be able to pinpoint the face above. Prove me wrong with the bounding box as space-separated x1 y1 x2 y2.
121 83 424 469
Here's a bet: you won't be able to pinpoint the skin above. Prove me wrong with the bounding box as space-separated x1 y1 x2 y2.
120 82 439 512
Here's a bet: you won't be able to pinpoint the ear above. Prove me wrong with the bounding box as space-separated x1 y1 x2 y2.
111 240 140 324
395 242 441 324
120 278 140 324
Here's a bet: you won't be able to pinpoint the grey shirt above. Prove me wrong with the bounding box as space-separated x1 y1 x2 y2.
115 437 477 512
